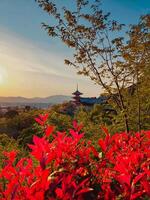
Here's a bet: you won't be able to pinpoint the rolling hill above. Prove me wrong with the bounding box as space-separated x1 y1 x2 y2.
0 95 71 105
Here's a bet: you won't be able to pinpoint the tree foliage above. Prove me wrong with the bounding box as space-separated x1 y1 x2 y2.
120 15 150 131
36 0 149 132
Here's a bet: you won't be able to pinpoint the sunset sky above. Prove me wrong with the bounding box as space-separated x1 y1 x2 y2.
0 0 149 97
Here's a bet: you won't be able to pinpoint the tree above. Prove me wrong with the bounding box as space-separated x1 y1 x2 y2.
5 109 19 118
25 105 31 111
36 0 135 132
121 15 150 131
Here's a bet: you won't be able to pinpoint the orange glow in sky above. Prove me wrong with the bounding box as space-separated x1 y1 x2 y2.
0 66 7 85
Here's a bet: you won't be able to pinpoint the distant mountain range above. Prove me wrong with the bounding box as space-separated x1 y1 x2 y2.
0 95 71 105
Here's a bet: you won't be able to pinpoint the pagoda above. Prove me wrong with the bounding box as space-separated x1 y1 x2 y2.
72 84 83 105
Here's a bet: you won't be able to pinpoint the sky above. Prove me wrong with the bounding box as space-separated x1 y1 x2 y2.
0 0 149 98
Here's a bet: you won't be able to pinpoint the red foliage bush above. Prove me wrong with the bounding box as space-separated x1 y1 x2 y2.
0 114 150 200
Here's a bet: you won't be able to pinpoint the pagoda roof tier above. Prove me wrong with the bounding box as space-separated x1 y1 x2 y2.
72 90 83 95
72 96 81 99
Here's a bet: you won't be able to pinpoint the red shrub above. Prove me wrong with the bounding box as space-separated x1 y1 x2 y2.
0 114 150 200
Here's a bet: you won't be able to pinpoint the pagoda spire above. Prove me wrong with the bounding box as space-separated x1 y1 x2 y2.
72 84 83 105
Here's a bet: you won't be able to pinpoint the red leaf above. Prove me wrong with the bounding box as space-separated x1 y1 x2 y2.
33 135 41 145
45 126 55 137
3 151 17 163
69 129 84 140
73 120 83 132
35 117 44 126
141 180 150 195
35 114 49 125
130 190 145 200
98 139 106 152
73 120 78 129
76 188 93 196
90 146 99 157
101 126 109 136
132 172 145 185
39 114 49 122
55 188 63 198
116 174 131 186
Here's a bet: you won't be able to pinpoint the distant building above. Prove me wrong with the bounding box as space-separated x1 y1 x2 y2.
72 85 83 105
72 85 107 106
80 96 107 106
